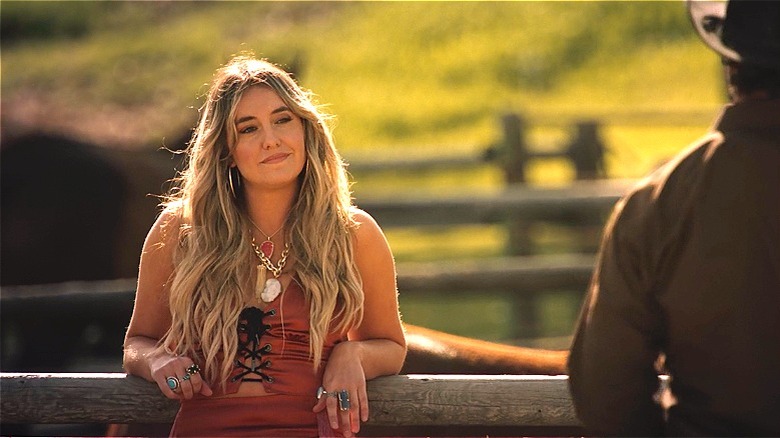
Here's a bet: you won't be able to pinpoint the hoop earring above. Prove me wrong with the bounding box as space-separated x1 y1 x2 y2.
228 167 242 199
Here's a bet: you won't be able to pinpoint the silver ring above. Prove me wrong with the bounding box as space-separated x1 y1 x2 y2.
337 389 350 411
166 376 180 391
316 386 332 399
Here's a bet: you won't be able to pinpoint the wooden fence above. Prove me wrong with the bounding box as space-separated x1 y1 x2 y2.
3 177 632 377
348 113 616 256
348 113 607 182
1 255 596 302
358 179 630 228
358 179 630 338
0 373 585 436
1 373 671 436
0 253 596 373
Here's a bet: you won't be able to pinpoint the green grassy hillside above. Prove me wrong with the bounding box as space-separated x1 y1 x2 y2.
2 1 729 343
3 1 724 164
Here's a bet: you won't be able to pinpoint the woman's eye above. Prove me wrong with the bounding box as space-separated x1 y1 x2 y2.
275 116 292 125
239 126 257 134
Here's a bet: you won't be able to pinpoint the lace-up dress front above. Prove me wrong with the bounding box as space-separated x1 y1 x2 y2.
233 306 276 385
169 276 346 437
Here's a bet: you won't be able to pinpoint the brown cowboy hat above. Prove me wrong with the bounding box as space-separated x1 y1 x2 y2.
687 0 780 69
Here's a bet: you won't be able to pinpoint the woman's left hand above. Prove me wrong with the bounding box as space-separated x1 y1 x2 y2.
313 341 368 437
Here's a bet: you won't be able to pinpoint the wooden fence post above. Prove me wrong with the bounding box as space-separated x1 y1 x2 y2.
500 113 533 256
500 113 527 185
566 120 607 253
567 120 605 181
500 113 539 340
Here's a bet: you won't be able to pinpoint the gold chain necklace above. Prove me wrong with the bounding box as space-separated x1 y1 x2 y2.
251 236 290 303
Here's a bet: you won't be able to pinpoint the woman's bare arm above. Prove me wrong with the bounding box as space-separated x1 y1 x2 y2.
123 210 211 399
314 208 406 436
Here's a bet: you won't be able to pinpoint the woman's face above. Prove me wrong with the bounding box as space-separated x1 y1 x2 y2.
228 85 306 193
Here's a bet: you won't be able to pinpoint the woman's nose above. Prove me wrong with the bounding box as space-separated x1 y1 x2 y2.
261 131 281 150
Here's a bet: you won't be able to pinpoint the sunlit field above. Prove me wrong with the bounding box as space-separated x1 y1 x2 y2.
2 1 728 344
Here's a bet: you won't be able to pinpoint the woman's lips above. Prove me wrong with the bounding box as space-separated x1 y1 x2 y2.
262 153 289 164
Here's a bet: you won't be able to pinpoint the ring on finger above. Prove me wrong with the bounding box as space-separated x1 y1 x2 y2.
186 364 200 375
180 363 200 382
316 386 338 400
166 376 180 392
337 389 350 411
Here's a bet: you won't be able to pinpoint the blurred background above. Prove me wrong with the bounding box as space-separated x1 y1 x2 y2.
1 0 726 377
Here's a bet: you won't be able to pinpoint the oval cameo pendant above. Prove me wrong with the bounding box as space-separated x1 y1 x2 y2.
261 278 282 303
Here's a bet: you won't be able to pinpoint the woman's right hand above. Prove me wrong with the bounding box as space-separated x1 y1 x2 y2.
150 354 213 400
123 212 213 400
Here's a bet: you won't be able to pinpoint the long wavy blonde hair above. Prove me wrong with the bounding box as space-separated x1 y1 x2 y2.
156 55 364 387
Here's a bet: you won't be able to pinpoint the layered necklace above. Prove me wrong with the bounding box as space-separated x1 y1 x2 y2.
249 218 290 303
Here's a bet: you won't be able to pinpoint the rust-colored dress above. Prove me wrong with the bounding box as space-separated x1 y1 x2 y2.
170 277 346 437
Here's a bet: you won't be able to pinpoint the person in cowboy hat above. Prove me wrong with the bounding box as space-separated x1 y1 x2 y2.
567 1 780 436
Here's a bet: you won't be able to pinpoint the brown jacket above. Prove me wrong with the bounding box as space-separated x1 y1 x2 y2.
568 99 780 436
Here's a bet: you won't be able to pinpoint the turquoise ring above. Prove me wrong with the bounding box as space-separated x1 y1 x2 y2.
166 376 180 391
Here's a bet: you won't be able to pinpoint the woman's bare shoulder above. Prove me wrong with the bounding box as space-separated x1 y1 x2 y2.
348 207 393 267
146 203 188 249
350 206 382 227
349 207 385 239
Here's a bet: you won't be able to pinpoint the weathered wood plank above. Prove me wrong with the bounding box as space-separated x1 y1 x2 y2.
0 373 179 424
0 373 579 426
367 375 577 426
358 180 632 227
347 152 488 173
396 255 594 293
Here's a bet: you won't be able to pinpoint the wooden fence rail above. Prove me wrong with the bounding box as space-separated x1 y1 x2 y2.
348 151 489 173
358 179 631 227
1 373 670 436
0 373 578 427
397 255 594 294
0 255 595 302
347 113 607 182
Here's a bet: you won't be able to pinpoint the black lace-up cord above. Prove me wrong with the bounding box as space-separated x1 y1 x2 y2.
232 307 276 383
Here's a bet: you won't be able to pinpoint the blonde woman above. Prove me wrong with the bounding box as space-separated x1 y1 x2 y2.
123 55 406 437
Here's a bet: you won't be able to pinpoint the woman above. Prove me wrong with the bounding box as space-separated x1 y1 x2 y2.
123 55 407 437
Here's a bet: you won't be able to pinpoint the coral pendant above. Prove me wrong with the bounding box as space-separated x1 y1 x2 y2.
260 240 274 258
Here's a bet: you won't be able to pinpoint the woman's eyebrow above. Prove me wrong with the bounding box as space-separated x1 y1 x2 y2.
235 115 256 125
271 106 291 115
234 106 291 125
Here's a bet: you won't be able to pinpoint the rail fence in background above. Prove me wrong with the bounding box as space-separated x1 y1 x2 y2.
347 114 628 339
0 250 598 373
350 113 617 256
